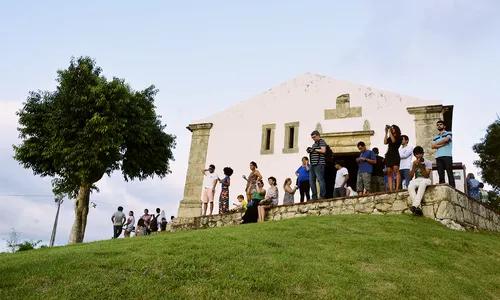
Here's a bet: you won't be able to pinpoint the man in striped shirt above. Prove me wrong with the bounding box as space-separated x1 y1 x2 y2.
308 130 327 200
431 120 455 188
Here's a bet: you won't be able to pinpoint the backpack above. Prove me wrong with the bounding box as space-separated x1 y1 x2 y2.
325 143 334 165
149 214 158 232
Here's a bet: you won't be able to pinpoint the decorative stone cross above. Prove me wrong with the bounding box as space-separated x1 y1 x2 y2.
324 94 362 120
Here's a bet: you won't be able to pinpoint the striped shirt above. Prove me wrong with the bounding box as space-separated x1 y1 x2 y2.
432 131 452 158
310 139 327 165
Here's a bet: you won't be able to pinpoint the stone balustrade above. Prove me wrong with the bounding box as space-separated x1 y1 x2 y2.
170 185 500 233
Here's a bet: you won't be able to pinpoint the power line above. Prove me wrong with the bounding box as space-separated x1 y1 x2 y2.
0 193 174 213
0 194 54 197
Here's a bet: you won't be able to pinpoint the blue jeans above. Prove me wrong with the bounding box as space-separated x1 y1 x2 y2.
309 164 326 200
399 169 411 189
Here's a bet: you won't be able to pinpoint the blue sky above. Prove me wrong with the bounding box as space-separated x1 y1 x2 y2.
0 0 499 250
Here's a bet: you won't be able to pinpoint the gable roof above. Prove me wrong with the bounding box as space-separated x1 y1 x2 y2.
192 72 440 124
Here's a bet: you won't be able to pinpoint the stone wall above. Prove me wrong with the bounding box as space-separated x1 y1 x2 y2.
170 185 500 233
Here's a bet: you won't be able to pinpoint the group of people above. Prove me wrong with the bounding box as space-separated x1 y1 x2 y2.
200 119 473 220
336 120 455 216
111 207 175 238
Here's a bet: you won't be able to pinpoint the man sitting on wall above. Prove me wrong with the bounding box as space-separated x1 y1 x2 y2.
408 146 433 216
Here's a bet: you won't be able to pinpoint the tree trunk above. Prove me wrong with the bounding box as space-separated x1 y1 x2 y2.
68 184 91 244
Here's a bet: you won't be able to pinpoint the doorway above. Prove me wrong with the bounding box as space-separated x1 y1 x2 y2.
333 153 360 190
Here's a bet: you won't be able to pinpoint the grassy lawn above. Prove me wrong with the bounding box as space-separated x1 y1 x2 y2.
1 215 499 299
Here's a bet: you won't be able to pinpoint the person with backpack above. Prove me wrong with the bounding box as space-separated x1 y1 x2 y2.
147 208 161 234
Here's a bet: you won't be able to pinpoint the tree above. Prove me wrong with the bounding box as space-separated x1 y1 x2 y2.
5 228 21 253
13 57 176 244
472 117 500 191
486 190 500 213
3 229 41 252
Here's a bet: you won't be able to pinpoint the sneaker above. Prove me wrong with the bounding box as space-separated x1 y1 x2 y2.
415 207 423 216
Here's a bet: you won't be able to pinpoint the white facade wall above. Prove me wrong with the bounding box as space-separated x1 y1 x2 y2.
192 73 441 211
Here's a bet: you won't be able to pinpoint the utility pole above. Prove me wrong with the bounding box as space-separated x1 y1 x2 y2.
49 196 64 247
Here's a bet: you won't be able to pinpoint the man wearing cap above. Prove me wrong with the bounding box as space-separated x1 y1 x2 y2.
201 164 219 216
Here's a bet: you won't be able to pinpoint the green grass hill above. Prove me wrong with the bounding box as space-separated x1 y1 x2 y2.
1 215 499 299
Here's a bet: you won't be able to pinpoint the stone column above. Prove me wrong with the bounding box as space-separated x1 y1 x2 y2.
407 105 449 161
176 123 213 223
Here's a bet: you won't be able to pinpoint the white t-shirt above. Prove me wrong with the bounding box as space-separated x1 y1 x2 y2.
334 167 349 188
399 145 414 170
203 171 219 189
112 211 125 226
125 216 135 230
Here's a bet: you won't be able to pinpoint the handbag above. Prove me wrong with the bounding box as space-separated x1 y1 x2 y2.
259 199 272 206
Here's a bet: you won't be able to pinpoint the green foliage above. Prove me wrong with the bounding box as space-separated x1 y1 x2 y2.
13 56 176 198
486 190 500 213
1 215 499 299
473 117 500 191
16 240 42 252
3 229 42 253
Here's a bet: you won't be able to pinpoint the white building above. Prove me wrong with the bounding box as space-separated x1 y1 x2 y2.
177 73 455 219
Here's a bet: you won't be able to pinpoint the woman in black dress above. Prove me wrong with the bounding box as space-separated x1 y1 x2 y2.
383 124 402 192
240 180 266 224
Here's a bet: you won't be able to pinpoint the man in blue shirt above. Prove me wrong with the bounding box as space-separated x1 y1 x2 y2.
356 141 376 195
431 120 455 188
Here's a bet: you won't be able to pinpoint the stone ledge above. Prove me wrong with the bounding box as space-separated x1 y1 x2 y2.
170 185 500 233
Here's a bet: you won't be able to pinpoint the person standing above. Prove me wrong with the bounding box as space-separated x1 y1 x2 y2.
283 178 297 205
432 120 455 188
333 161 349 198
308 130 327 200
242 161 262 202
371 148 385 193
295 157 311 202
218 167 233 214
384 124 403 192
141 209 152 235
123 211 135 238
398 135 414 189
356 142 376 195
201 164 219 216
111 206 126 239
408 146 433 216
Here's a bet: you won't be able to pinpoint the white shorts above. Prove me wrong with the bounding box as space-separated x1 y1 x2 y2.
202 188 214 203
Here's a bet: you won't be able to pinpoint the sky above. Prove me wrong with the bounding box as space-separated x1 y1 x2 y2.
0 0 499 250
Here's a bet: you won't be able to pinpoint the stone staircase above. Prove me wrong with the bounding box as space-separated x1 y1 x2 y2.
170 185 500 233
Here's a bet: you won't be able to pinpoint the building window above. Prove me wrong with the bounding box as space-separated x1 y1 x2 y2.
283 122 299 154
265 129 272 150
288 127 295 149
260 124 276 155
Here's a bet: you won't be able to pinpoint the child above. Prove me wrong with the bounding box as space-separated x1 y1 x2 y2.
160 217 168 231
231 195 247 212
